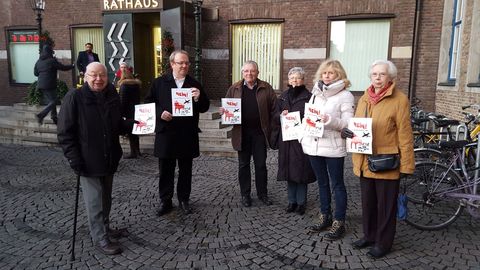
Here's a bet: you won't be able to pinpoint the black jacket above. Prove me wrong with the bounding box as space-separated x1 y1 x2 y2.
144 74 210 158
76 51 100 73
34 47 73 90
273 85 315 184
57 83 131 177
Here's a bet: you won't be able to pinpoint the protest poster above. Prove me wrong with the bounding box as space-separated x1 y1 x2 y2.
171 88 193 117
346 117 373 154
303 103 324 137
221 98 241 124
280 111 302 141
132 103 156 135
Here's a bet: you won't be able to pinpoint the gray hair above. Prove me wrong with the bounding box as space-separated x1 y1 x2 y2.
242 60 259 72
288 67 305 80
169 49 189 62
368 60 397 80
86 62 107 73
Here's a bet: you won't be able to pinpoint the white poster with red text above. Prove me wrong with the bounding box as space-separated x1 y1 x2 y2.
221 98 241 124
346 117 373 154
303 103 324 137
171 88 193 117
281 111 302 141
132 103 156 135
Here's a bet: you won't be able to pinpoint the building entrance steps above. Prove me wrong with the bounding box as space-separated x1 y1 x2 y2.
0 103 237 157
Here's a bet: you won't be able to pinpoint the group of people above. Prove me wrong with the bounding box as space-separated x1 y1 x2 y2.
44 44 413 259
221 58 414 259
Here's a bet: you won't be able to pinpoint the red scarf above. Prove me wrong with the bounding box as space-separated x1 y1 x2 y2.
367 82 392 105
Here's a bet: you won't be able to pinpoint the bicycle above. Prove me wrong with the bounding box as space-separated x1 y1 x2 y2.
403 137 480 230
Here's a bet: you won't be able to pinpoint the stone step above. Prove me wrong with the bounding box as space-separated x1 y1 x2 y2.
0 103 235 156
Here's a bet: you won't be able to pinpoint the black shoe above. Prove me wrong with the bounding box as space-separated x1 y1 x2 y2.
285 203 297 213
308 214 332 232
296 204 306 215
96 238 122 255
241 195 252 207
258 196 272 206
36 114 43 125
51 117 58 125
367 246 390 259
352 238 375 250
107 227 129 239
179 200 192 214
157 201 173 216
324 220 345 241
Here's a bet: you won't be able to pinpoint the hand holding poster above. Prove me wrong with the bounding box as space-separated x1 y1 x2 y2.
346 117 373 154
221 98 241 124
132 103 156 135
171 88 193 117
281 111 302 141
303 103 324 137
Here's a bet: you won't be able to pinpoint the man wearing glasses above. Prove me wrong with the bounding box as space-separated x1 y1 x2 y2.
57 62 135 255
145 50 210 216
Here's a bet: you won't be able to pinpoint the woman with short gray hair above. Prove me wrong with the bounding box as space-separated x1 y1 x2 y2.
272 67 315 215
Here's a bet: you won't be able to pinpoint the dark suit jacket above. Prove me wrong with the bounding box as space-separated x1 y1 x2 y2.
144 74 210 159
76 51 100 73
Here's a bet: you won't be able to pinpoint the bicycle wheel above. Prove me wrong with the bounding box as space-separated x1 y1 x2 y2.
414 148 448 164
403 162 464 230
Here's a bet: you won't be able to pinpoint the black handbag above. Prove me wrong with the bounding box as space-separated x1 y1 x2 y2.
367 154 400 172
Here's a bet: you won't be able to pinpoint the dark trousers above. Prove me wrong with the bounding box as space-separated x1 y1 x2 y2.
360 176 400 251
309 156 347 221
238 133 268 197
37 88 58 120
158 158 193 203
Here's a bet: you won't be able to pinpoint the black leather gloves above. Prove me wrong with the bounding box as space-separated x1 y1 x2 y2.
341 128 354 139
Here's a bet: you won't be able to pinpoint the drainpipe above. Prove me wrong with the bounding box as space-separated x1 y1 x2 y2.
408 0 422 103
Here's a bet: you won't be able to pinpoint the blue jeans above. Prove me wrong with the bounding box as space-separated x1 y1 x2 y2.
309 156 347 221
287 181 307 205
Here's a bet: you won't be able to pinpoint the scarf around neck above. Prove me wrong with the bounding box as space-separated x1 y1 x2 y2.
367 81 392 105
314 80 345 98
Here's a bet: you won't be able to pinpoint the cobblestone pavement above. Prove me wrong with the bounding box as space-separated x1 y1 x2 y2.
1 144 480 270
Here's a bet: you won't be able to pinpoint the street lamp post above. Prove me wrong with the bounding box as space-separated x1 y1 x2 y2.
193 0 203 82
29 0 45 53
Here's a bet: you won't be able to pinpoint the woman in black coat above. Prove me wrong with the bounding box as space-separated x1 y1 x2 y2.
118 69 142 158
273 67 316 215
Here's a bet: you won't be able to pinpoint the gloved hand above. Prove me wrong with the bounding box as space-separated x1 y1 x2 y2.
341 128 354 139
125 118 140 128
68 159 83 175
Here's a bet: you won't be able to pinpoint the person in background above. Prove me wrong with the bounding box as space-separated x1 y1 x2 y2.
145 50 210 216
76 42 99 76
118 67 142 159
57 62 136 255
115 62 134 86
347 60 414 258
222 60 277 207
272 67 315 215
300 59 354 241
34 44 75 125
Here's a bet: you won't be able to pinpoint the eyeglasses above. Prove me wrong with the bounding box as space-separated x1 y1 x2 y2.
371 73 387 78
174 61 191 66
86 73 107 78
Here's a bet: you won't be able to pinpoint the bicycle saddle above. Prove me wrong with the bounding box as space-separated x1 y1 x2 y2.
439 140 469 150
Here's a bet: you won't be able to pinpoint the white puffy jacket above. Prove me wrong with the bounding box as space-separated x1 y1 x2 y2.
299 81 355 157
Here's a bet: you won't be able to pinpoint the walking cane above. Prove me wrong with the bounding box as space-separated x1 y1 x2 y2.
70 173 81 261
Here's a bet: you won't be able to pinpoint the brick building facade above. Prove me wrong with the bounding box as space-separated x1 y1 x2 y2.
0 0 466 115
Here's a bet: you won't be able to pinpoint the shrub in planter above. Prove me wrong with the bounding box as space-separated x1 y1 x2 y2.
26 80 69 106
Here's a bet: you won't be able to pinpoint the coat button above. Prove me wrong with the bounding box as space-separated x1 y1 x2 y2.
314 138 318 141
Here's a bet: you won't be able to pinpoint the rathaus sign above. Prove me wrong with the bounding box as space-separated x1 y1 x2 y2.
103 0 160 10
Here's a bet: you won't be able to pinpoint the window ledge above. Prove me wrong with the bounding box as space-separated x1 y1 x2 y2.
438 81 456 87
467 82 480 88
